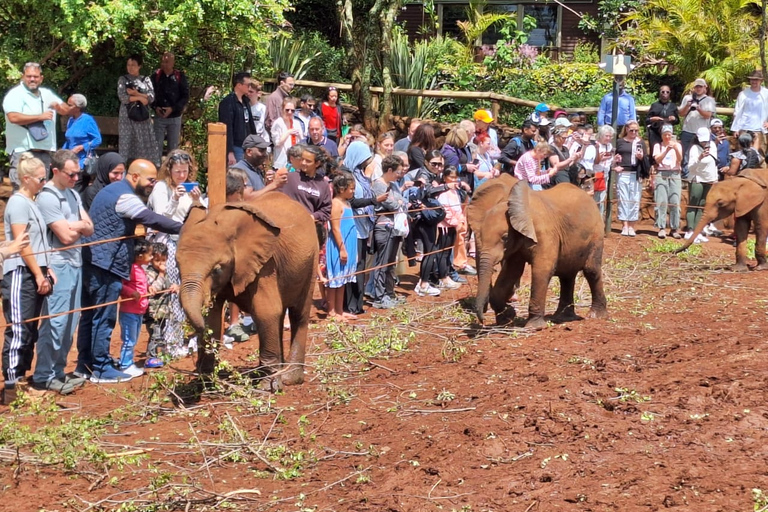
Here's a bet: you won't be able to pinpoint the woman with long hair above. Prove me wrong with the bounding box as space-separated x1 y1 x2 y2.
270 97 300 169
147 149 202 357
320 86 344 143
685 127 718 243
614 121 647 237
407 124 437 171
371 132 395 180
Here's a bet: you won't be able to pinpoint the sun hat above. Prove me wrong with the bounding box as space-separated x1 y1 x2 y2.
693 78 707 88
554 117 572 128
553 110 568 119
748 70 764 80
696 126 711 142
473 109 494 123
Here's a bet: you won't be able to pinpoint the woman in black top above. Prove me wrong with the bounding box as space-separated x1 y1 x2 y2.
614 121 648 237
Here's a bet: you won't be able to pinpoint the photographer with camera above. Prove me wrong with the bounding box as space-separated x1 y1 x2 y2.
118 54 160 166
679 78 716 179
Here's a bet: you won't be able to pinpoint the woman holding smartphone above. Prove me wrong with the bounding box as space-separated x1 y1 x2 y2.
652 125 683 239
685 127 718 243
614 121 648 237
148 149 202 358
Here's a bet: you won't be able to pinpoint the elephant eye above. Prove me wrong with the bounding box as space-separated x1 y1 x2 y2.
212 265 223 276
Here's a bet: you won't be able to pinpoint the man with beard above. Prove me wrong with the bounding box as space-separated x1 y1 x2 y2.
3 62 72 184
76 160 183 383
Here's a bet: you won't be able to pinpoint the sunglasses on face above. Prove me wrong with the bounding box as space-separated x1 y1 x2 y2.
429 161 444 167
63 170 80 179
31 176 47 183
660 91 671 94
285 108 295 113
628 129 639 133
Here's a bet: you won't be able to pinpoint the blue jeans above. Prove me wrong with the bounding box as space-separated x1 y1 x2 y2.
118 312 143 368
33 264 82 383
77 264 122 373
617 172 641 221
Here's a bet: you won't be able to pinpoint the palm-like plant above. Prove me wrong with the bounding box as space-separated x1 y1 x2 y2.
456 0 515 51
267 34 321 80
621 0 760 101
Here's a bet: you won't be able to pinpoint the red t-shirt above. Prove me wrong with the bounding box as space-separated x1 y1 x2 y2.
322 103 339 133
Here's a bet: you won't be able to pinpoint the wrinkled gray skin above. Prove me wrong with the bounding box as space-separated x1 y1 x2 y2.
468 178 608 328
177 192 318 390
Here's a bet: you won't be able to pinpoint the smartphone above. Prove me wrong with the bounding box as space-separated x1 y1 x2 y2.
472 159 479 165
182 182 199 192
24 222 32 234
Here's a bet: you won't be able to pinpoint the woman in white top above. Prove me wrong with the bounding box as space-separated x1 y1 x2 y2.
270 97 300 169
148 149 202 357
685 127 719 242
652 124 683 239
584 125 615 218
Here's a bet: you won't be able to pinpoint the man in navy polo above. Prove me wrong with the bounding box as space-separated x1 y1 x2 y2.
303 117 338 158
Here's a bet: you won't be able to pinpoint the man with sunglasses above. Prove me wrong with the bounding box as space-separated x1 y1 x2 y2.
679 78 716 179
32 150 94 394
151 52 189 157
646 86 680 151
77 159 183 383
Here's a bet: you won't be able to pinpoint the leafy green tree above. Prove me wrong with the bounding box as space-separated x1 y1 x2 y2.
620 0 760 100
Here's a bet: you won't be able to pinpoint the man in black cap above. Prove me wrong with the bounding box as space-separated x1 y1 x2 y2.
230 134 286 197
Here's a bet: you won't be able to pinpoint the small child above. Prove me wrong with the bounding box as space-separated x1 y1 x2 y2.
286 144 306 172
118 239 153 377
326 172 358 321
144 243 178 367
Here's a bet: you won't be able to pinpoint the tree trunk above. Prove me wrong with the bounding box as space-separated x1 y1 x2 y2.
378 1 402 134
762 0 767 88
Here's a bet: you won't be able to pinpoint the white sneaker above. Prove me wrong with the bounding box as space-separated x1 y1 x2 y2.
440 278 461 290
658 229 666 239
416 282 441 297
684 231 694 240
121 364 145 378
695 233 709 243
628 227 636 237
621 227 629 236
706 224 723 236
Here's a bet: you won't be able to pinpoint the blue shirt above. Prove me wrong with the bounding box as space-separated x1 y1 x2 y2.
63 113 102 168
597 91 637 127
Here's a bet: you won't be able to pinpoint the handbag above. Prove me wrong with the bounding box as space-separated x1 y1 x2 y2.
83 151 99 176
127 101 150 122
26 121 49 141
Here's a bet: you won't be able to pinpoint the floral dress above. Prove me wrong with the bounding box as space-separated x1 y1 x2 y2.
118 74 160 165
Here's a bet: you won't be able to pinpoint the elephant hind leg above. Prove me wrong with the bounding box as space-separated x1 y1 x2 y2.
554 274 579 321
733 217 752 271
281 304 310 386
583 258 608 320
752 218 768 270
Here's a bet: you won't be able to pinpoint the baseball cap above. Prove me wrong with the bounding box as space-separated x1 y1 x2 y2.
710 118 723 127
473 109 494 123
696 126 711 142
242 134 270 150
661 124 674 134
693 78 707 88
534 103 550 113
554 117 572 128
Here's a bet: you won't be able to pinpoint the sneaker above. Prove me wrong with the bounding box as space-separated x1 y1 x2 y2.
390 294 407 304
90 367 133 384
73 365 91 380
628 227 636 237
145 357 164 368
695 233 709 243
416 282 441 297
621 227 629 236
225 323 250 342
452 274 468 284
658 229 666 239
684 230 694 240
440 278 462 290
121 364 145 378
31 378 75 395
188 336 198 353
63 374 87 388
706 224 723 236
372 296 398 309
459 265 477 276
671 230 682 240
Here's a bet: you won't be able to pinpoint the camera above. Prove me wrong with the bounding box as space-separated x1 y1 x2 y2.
125 80 138 90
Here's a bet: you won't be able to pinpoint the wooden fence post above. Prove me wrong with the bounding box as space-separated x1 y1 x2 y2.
207 122 227 207
491 100 500 121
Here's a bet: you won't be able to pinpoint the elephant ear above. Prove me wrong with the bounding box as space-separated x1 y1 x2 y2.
467 174 518 234
222 202 282 296
732 177 766 218
739 169 768 189
507 181 537 245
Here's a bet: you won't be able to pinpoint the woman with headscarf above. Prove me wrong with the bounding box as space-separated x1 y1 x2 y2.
82 153 126 211
342 141 386 315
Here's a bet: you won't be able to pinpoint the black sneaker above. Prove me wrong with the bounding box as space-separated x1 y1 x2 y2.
31 378 76 395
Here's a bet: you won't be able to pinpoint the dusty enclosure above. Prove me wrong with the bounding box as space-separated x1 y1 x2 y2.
1 229 768 512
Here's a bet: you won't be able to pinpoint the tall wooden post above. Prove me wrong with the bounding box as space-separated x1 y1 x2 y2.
207 122 227 207
491 100 500 123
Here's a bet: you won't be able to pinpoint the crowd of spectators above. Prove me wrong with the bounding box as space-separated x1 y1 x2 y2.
2 59 767 400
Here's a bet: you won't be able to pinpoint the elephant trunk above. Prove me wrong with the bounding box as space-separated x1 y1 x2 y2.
675 211 715 253
179 277 207 330
475 253 497 323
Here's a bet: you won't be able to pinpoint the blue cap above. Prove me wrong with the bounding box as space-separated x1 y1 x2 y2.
535 103 550 113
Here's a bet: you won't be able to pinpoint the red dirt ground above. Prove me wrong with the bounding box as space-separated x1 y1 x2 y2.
2 224 768 512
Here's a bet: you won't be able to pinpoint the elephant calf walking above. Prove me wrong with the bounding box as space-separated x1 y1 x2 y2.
468 179 608 328
176 192 319 390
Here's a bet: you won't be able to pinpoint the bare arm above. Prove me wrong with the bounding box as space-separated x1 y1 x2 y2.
10 223 51 294
6 111 53 125
330 199 347 265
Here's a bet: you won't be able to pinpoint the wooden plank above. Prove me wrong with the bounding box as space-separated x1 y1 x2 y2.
207 122 227 207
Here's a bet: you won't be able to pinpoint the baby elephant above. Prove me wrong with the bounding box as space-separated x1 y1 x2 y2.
468 179 607 328
177 192 318 390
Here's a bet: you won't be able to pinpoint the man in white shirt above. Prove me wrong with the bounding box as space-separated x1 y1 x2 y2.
3 62 71 185
730 69 768 152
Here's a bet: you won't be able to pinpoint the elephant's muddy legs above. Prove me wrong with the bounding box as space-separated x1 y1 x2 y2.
584 262 608 319
489 259 524 324
197 297 225 375
281 305 309 386
553 275 579 321
733 217 751 271
525 265 554 329
752 219 768 270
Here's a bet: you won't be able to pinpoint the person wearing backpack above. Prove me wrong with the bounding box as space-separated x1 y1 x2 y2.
150 52 189 158
498 119 538 174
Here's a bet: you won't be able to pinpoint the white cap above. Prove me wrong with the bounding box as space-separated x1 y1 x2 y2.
539 117 551 126
696 126 711 142
554 118 572 128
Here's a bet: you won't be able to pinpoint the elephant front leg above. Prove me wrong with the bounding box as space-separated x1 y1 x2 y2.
197 296 225 375
489 258 525 325
752 218 768 270
251 283 286 392
583 264 608 319
282 297 311 386
526 264 554 329
732 217 751 272
553 275 579 321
